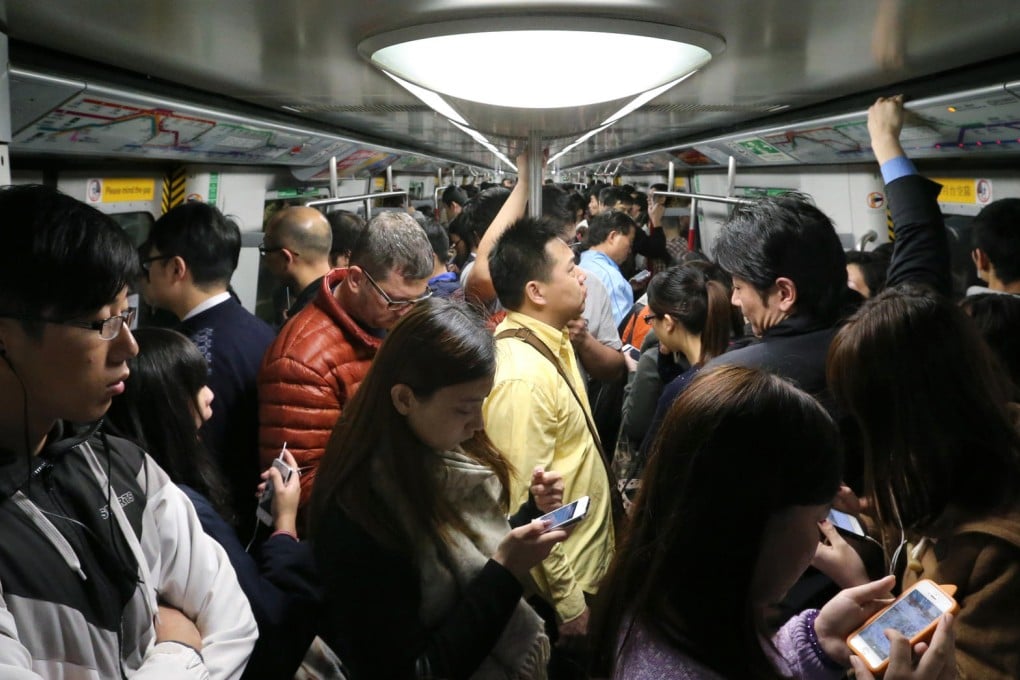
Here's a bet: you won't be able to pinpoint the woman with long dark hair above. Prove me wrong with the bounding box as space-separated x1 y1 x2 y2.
593 365 955 679
829 285 1020 679
310 298 567 679
106 327 320 680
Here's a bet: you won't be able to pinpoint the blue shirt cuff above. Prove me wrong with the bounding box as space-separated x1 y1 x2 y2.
880 156 917 184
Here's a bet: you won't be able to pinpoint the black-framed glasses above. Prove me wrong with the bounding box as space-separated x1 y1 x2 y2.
140 254 174 274
643 312 661 324
1 308 137 341
259 243 299 257
362 269 432 310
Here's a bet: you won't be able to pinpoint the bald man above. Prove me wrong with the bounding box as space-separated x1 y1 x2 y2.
263 206 334 322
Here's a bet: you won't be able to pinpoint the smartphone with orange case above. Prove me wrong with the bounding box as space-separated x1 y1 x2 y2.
846 579 958 675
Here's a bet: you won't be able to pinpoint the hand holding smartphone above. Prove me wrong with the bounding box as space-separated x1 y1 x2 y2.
256 444 296 527
828 508 866 537
494 500 582 579
621 343 642 362
537 496 589 533
847 579 958 675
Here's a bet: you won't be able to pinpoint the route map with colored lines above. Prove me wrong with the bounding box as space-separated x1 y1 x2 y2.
618 89 1020 171
14 93 426 172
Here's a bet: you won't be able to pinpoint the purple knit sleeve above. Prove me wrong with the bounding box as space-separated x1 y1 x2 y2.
772 610 846 680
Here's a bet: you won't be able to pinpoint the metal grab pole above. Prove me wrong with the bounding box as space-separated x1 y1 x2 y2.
528 129 542 219
726 156 737 197
305 190 409 209
436 168 444 216
329 156 338 199
386 165 393 192
667 161 675 191
689 197 699 250
306 190 409 223
649 190 753 207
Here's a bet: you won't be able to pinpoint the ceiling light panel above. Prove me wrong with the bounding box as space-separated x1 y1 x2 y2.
361 18 723 110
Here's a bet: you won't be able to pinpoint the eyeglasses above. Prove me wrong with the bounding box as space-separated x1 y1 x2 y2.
1 308 137 341
361 269 432 310
643 312 661 324
259 244 299 257
140 254 174 274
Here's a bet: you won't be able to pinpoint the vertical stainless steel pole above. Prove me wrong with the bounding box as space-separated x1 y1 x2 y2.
329 156 338 198
528 129 542 219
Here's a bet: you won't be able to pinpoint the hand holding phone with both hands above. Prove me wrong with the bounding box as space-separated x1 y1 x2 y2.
813 576 957 678
847 580 958 677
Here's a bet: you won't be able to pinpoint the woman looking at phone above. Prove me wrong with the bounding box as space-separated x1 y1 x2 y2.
105 328 321 679
592 365 955 679
828 286 1020 679
309 298 568 679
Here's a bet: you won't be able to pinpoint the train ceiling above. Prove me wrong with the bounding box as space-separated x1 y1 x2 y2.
4 1 1020 175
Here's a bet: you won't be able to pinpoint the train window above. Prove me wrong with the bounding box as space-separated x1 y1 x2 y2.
943 215 982 296
109 211 155 248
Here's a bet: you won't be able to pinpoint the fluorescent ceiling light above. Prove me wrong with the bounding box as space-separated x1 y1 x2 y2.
360 18 723 109
383 72 468 125
449 120 517 171
601 72 697 126
548 123 614 165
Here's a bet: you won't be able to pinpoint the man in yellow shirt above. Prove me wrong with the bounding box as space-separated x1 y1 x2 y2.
484 216 615 652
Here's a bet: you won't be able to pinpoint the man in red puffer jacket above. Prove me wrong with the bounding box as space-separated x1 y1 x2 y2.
258 211 433 510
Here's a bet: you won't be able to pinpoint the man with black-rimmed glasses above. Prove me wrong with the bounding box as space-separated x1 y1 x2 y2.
258 210 433 515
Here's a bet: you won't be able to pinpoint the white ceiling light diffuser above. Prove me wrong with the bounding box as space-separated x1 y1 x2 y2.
359 18 723 110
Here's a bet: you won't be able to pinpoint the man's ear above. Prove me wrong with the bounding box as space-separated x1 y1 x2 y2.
390 384 415 415
524 279 545 307
169 255 189 283
972 248 991 275
346 265 364 292
774 277 798 312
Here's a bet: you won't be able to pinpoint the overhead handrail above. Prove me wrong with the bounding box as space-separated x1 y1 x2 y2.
651 190 753 206
306 190 408 220
653 189 754 252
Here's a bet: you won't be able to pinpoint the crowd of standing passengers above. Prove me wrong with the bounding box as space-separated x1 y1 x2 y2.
0 94 1018 679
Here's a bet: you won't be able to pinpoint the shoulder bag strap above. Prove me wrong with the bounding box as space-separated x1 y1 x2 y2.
495 327 627 526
